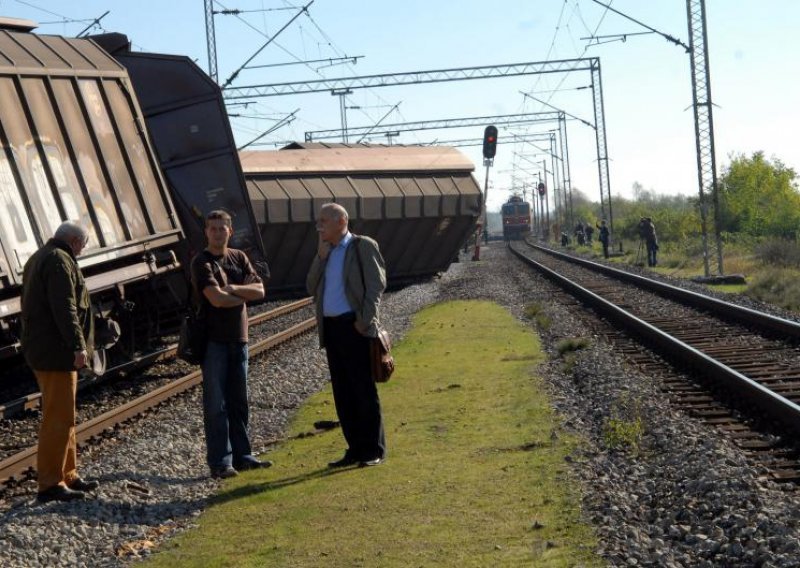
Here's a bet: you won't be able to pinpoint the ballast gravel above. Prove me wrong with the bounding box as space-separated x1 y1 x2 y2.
0 243 798 567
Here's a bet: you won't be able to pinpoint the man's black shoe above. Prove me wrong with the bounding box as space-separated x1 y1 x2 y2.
37 485 86 503
68 478 99 492
359 457 384 468
328 455 359 468
235 458 273 471
210 465 238 479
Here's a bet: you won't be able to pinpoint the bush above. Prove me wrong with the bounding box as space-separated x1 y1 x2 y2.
745 267 800 312
754 239 800 268
602 395 645 452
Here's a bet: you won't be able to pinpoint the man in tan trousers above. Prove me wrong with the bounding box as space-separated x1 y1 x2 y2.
21 221 99 502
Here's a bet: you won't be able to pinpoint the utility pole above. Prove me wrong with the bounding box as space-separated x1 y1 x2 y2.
204 0 218 83
331 89 353 142
588 0 722 275
687 0 723 276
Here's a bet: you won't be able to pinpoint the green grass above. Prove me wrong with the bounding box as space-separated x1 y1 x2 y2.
144 301 600 567
706 283 748 294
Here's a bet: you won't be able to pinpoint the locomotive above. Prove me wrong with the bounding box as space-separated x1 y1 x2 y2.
501 195 531 240
0 18 480 370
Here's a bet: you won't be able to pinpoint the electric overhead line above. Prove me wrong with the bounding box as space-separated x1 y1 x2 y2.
221 0 314 88
519 91 594 129
355 102 401 144
214 6 300 15
245 55 363 70
76 10 109 38
237 108 299 150
305 111 564 142
587 0 690 52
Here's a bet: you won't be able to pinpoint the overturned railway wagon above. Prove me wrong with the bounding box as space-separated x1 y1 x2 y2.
0 18 187 360
89 32 268 275
240 143 482 294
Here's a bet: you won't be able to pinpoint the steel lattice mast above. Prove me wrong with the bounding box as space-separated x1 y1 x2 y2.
205 0 218 83
222 58 610 230
687 0 722 276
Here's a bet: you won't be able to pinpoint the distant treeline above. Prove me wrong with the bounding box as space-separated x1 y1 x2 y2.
572 152 799 243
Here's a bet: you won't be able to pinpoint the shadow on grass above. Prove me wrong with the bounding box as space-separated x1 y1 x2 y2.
210 466 356 506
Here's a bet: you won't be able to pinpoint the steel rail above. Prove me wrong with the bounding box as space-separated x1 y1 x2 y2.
0 317 317 485
509 244 800 436
0 298 313 419
528 242 800 339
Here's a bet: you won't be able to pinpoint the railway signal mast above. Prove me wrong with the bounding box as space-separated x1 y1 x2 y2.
473 125 497 261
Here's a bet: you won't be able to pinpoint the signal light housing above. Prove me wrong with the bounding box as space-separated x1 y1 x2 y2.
482 125 498 160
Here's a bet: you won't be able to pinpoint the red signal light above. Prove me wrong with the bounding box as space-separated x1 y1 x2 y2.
482 125 498 160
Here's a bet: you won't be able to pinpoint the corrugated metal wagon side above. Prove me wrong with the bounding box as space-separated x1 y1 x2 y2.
0 20 184 360
241 143 481 295
89 33 269 277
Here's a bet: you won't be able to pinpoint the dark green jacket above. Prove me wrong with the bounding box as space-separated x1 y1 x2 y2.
21 239 93 371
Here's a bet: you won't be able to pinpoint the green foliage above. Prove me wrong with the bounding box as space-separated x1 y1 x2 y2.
523 303 543 319
718 152 800 238
602 395 644 452
555 337 590 355
524 303 552 329
754 238 800 268
745 267 800 312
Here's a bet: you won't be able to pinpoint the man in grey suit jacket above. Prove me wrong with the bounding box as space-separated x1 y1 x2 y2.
307 203 387 467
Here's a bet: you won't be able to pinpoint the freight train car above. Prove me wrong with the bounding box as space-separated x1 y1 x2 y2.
240 143 482 295
88 32 269 276
0 18 187 362
501 195 531 240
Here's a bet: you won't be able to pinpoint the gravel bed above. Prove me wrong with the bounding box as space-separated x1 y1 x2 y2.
0 244 799 567
0 300 315 463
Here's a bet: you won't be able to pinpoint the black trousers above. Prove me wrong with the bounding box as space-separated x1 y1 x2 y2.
323 315 386 460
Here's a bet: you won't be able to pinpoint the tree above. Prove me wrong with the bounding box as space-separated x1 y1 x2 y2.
718 152 800 238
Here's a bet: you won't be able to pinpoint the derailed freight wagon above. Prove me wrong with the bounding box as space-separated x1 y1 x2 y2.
0 18 185 361
240 143 482 295
88 32 269 278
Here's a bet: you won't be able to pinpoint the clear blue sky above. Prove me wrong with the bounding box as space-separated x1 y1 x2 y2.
2 0 798 213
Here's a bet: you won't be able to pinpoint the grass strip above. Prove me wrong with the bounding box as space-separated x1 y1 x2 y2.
145 300 600 567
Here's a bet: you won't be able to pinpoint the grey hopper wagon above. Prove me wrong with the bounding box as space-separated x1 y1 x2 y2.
240 143 482 295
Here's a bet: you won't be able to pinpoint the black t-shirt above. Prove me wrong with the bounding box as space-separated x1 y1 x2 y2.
190 248 262 343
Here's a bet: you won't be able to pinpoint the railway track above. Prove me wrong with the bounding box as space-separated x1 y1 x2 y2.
0 298 313 420
511 241 800 481
0 299 316 486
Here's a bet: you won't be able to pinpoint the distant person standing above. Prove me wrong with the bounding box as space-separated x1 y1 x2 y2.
307 203 387 468
191 210 271 479
640 217 659 266
574 221 586 246
21 221 99 502
597 220 610 259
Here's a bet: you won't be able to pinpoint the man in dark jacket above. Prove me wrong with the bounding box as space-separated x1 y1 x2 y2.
21 221 99 502
640 217 659 266
597 220 610 259
191 210 270 479
307 203 387 468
